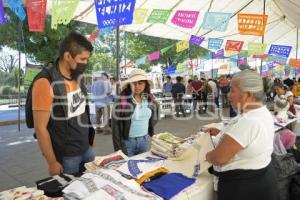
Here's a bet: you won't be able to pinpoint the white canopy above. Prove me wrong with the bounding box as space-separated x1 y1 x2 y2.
47 0 300 58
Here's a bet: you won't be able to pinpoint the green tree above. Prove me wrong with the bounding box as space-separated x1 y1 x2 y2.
88 53 116 76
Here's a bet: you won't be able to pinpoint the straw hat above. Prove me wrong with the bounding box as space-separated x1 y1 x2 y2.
121 69 152 90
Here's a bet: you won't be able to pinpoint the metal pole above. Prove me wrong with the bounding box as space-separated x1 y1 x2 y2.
211 53 214 78
295 28 299 78
116 27 120 94
17 20 21 132
260 0 266 76
124 31 127 74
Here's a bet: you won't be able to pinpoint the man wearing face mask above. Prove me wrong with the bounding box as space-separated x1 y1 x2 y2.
31 31 95 175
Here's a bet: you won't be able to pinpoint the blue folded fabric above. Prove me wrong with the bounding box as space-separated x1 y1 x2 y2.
142 173 196 200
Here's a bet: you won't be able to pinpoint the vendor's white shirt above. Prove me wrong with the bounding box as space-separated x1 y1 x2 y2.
217 106 274 171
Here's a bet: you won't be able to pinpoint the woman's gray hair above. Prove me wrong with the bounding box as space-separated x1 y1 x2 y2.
233 69 264 102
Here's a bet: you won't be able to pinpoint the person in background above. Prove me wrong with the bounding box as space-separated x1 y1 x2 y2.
32 31 95 175
292 78 300 97
206 69 278 200
186 79 194 95
274 83 296 116
163 75 173 97
219 75 230 108
171 76 186 117
112 69 159 156
110 76 117 101
191 75 202 112
92 72 112 135
208 78 218 110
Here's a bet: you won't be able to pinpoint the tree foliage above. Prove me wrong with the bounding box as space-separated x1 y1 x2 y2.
0 9 94 63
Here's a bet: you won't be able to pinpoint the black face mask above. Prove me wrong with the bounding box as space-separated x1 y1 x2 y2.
70 62 87 80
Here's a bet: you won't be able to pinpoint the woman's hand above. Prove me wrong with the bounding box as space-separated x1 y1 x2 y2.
206 128 220 136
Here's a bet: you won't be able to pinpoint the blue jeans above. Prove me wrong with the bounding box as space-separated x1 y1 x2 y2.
61 146 95 174
124 135 151 157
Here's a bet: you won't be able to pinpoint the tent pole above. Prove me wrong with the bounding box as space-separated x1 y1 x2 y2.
295 28 299 78
211 53 213 78
124 31 127 74
260 0 266 75
116 27 120 94
17 19 22 132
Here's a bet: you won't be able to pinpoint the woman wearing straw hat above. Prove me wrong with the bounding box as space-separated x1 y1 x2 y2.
111 69 159 156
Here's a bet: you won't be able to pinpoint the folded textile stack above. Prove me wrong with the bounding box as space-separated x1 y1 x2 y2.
0 186 63 200
151 132 198 160
63 169 162 200
85 150 128 171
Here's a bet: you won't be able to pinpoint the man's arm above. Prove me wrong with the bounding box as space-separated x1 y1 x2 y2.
33 110 63 176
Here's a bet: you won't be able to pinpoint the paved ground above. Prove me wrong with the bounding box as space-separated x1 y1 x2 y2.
0 109 228 191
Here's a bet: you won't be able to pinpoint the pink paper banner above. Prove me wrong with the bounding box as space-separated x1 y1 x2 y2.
171 10 199 28
147 51 160 62
261 71 269 77
296 67 300 75
253 54 269 59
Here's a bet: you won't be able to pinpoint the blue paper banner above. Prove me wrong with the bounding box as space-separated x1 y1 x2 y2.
267 55 288 65
189 35 205 46
208 38 223 50
0 0 6 24
164 65 176 75
268 44 292 58
94 0 136 28
201 12 231 32
212 49 224 59
6 0 26 21
135 56 147 65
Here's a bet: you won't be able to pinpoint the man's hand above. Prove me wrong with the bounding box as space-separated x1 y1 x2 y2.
48 161 63 176
206 127 220 136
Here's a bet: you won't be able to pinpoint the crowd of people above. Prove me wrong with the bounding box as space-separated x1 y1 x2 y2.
28 31 300 200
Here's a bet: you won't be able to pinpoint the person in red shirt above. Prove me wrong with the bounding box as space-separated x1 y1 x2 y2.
191 76 203 112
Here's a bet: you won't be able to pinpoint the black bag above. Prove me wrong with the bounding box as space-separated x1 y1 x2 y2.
290 172 300 200
25 68 52 128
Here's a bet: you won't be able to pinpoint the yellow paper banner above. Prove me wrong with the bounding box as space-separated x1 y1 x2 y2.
248 42 267 56
133 8 148 24
176 40 189 53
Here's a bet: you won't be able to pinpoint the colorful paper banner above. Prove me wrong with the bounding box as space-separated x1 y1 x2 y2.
147 51 160 62
176 62 188 73
26 0 47 32
171 10 199 28
24 67 42 85
268 55 288 65
88 29 99 42
212 49 224 59
296 68 300 75
289 58 300 68
268 44 292 58
261 71 269 77
147 9 171 24
135 56 147 65
290 67 296 76
94 0 136 29
176 40 189 52
238 57 248 65
0 0 6 24
6 0 26 21
253 54 269 59
51 0 79 29
160 45 174 54
189 35 204 46
225 40 244 52
133 8 148 24
208 38 223 50
238 14 268 36
201 12 231 32
248 42 267 56
164 65 176 75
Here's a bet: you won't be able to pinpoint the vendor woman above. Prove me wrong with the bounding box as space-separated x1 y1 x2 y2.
111 69 159 156
206 69 278 200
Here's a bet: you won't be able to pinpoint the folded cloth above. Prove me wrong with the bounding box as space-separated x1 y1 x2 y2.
156 132 183 144
136 167 169 185
142 173 196 200
117 155 166 179
85 150 128 171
